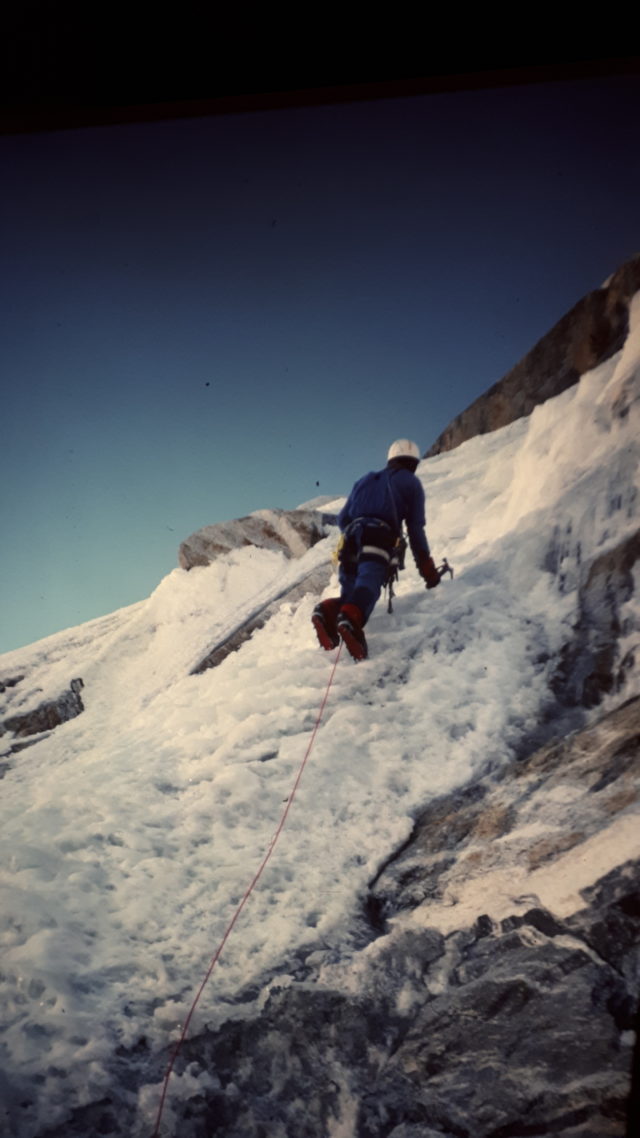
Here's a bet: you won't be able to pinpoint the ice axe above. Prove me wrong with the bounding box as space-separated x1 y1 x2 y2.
388 556 453 612
437 558 454 581
423 557 453 592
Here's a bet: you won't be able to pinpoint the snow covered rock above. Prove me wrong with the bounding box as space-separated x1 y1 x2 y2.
0 674 85 759
156 696 639 1138
2 676 84 739
178 507 335 569
369 693 640 930
180 508 338 671
550 530 640 708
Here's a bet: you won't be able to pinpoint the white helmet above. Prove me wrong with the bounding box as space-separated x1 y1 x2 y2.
387 438 421 462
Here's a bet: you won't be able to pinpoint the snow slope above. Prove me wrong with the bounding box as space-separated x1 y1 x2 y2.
1 300 640 1136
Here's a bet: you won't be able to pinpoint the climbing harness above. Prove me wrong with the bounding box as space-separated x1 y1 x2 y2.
338 517 396 568
152 644 343 1137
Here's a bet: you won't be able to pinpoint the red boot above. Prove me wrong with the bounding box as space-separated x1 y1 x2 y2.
312 598 341 650
337 603 368 661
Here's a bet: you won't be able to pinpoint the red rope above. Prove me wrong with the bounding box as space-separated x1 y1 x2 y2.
152 643 343 1135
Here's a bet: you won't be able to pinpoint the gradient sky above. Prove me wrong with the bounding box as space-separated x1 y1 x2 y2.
2 72 640 653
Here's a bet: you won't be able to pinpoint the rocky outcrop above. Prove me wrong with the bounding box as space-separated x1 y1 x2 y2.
549 529 640 709
368 694 640 927
2 677 85 743
142 695 639 1137
426 254 640 457
0 673 25 693
179 507 336 569
181 506 337 673
167 872 638 1138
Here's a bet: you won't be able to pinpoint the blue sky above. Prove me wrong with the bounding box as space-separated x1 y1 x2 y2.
2 73 640 653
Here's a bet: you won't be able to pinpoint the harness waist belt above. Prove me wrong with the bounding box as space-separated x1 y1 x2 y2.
361 545 391 561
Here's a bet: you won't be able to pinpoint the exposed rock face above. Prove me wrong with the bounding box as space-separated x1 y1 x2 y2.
0 673 24 693
369 694 640 929
426 254 640 457
550 529 640 709
179 507 335 569
1 676 84 749
133 696 640 1138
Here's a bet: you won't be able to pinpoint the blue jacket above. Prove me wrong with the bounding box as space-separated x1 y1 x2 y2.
338 464 430 562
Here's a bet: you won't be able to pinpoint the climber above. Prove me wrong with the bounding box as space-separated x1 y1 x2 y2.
312 439 441 660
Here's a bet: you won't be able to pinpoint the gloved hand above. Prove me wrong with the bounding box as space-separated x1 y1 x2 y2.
418 552 440 589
